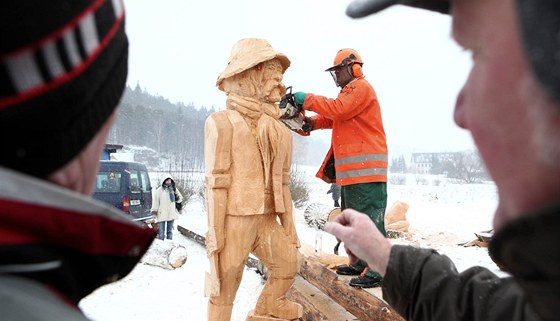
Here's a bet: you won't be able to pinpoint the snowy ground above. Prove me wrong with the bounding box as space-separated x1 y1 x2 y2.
80 166 506 321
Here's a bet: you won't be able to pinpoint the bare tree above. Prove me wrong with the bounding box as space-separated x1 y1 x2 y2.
289 166 311 209
444 150 488 184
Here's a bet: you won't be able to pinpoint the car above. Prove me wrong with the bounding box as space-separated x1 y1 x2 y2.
92 160 154 223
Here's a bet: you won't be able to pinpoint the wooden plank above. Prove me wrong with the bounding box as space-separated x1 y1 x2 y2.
298 255 404 321
287 276 358 321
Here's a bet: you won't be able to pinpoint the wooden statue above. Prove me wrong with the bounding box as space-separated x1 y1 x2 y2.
204 38 303 321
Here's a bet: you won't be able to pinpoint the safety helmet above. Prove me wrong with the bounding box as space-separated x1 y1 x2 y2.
325 48 364 72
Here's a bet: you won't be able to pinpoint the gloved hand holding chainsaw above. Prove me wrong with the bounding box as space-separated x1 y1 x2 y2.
291 91 314 132
278 86 311 134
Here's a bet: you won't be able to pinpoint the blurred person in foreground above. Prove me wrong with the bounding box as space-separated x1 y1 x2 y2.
325 0 560 320
0 1 154 320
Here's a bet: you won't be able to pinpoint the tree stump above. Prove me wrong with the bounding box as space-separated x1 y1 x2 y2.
140 241 187 269
304 203 341 230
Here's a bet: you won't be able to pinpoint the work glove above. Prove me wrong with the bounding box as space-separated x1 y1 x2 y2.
294 92 306 105
302 116 314 132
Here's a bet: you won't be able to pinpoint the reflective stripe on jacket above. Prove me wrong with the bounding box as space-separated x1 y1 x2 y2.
304 77 388 186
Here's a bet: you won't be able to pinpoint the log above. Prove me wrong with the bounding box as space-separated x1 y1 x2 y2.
303 203 341 230
299 244 347 269
286 276 358 321
177 225 206 246
298 254 404 321
140 241 187 270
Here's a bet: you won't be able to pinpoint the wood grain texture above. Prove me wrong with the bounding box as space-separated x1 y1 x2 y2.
298 255 404 321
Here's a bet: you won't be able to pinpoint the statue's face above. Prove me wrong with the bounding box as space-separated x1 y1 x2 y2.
260 59 285 103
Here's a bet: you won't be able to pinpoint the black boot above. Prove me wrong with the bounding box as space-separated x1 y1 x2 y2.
349 275 382 288
336 264 364 276
349 268 383 288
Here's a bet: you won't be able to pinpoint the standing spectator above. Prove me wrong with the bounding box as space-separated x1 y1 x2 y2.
327 183 341 207
326 0 560 320
294 48 388 288
0 1 155 319
151 177 183 240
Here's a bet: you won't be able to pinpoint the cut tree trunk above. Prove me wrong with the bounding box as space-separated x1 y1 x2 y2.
140 241 187 269
286 276 358 321
303 203 341 230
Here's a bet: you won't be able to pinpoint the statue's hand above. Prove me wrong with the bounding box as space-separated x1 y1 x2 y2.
206 231 225 256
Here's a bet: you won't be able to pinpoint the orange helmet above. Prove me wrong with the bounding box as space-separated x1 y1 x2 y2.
325 48 364 71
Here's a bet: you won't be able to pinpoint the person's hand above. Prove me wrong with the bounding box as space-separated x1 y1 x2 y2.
324 208 392 276
294 92 306 105
302 116 314 132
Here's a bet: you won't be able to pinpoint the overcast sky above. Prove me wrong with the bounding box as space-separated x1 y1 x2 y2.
123 0 474 155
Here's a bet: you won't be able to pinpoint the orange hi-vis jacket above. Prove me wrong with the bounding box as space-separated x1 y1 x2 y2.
303 77 388 186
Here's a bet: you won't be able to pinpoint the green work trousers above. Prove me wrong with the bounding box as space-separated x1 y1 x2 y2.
341 182 387 279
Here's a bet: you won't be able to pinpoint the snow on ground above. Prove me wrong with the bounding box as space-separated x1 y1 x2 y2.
80 166 506 321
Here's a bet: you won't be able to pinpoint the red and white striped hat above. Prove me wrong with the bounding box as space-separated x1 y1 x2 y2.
0 0 128 177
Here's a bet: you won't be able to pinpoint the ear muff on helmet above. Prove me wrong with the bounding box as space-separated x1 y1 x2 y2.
351 63 363 78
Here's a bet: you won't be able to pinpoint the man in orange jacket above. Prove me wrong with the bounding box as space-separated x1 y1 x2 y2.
294 49 388 288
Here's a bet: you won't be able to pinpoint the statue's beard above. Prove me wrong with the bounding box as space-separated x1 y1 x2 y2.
262 82 286 103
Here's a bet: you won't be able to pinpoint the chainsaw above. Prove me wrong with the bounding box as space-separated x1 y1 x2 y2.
278 86 305 132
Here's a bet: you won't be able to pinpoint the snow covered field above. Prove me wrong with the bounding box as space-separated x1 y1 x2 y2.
80 166 505 321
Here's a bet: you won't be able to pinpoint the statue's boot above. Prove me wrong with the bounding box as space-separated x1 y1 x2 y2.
254 277 303 320
208 301 233 321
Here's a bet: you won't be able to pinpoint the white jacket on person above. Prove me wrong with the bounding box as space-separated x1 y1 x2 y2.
151 177 184 222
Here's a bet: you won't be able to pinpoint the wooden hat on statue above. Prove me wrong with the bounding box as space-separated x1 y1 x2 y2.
216 38 291 91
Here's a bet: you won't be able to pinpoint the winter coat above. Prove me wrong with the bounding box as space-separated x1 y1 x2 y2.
151 177 183 222
382 204 560 321
303 76 388 186
0 166 154 320
327 183 341 202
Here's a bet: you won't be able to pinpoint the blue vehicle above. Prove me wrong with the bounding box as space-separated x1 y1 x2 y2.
92 160 153 222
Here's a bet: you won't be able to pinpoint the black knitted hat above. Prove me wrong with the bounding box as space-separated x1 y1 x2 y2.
0 0 128 177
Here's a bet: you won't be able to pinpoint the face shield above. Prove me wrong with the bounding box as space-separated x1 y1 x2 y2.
328 65 354 87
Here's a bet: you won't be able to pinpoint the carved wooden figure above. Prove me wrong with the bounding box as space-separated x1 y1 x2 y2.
204 38 303 321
